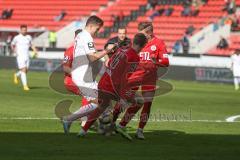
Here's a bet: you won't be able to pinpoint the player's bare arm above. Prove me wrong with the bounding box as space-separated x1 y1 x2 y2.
87 44 116 62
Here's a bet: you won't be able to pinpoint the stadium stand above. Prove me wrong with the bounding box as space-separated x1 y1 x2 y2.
208 34 240 56
96 0 226 51
0 0 109 30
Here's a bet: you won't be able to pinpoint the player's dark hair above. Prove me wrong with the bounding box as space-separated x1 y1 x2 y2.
138 22 153 31
75 29 82 36
118 26 127 31
133 33 147 48
20 24 27 29
86 15 104 27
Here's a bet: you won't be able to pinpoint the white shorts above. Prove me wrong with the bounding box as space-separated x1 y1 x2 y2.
72 75 98 101
17 57 30 69
233 68 240 77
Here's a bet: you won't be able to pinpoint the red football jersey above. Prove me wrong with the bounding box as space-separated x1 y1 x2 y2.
63 45 74 77
139 36 169 69
129 36 169 85
98 47 139 98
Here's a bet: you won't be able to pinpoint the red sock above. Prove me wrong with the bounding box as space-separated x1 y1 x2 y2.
139 102 152 129
82 107 104 132
119 104 141 127
81 97 89 106
112 102 122 122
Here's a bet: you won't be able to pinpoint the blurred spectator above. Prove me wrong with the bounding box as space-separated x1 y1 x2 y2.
183 0 192 7
1 8 13 19
217 37 229 49
186 25 195 35
54 10 67 21
228 0 236 14
192 0 200 6
181 34 190 54
48 31 57 48
201 0 208 5
182 6 191 17
148 8 165 21
146 0 158 10
231 14 239 30
172 40 183 54
164 6 174 16
223 0 230 11
223 0 236 14
192 6 200 16
192 0 202 16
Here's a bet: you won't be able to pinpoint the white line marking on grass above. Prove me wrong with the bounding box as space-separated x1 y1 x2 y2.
226 115 240 122
0 117 240 123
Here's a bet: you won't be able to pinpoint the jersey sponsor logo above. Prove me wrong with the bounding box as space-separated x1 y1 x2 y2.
151 45 157 51
163 53 168 58
88 42 95 50
63 56 69 63
139 52 151 60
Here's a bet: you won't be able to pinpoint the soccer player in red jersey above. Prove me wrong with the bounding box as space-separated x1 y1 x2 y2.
78 33 148 139
112 22 170 140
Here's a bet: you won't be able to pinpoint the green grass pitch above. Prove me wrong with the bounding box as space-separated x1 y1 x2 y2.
0 69 240 160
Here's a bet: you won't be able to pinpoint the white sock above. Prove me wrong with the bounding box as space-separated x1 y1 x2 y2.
234 77 239 90
20 71 27 86
81 116 88 127
238 77 240 84
66 103 97 122
16 71 21 77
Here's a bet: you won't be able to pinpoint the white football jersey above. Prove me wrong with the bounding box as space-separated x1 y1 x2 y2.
72 29 96 82
11 34 32 58
231 54 240 77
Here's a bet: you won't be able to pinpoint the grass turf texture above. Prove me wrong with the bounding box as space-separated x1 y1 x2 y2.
0 69 239 160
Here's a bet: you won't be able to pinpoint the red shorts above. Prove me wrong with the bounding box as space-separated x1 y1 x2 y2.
98 74 135 101
64 76 80 95
141 81 156 92
130 68 157 92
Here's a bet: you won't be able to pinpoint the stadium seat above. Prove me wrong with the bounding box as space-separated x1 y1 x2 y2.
0 0 109 31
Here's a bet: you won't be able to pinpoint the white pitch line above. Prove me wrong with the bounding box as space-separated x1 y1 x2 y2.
0 117 239 123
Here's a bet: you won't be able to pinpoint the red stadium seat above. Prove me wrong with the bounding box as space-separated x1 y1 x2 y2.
0 0 109 31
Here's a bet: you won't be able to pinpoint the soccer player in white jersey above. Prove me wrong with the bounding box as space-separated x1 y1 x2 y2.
62 15 115 134
11 25 38 91
231 49 240 90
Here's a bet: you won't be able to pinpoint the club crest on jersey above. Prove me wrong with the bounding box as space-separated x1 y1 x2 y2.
150 45 157 51
88 42 95 50
63 56 69 63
